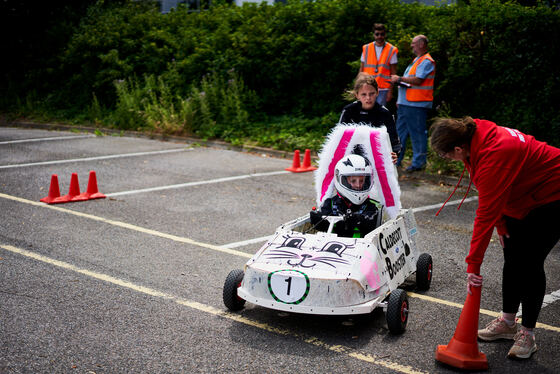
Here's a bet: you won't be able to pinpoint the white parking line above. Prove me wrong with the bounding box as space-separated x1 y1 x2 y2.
0 192 252 259
0 243 427 374
219 197 480 248
106 170 290 197
1 191 559 332
0 134 95 145
0 148 190 169
222 235 272 249
411 196 478 213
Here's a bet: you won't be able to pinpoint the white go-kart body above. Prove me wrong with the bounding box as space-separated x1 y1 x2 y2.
223 208 432 334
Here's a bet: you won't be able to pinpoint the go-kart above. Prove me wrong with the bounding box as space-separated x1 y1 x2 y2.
223 124 432 333
223 207 432 334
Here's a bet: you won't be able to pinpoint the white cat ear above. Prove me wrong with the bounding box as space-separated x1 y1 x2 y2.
315 123 401 217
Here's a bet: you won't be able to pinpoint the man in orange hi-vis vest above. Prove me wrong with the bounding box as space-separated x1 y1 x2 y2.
359 23 398 107
390 35 435 172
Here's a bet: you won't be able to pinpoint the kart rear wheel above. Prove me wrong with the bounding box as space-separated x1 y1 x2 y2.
416 253 433 291
223 269 246 311
386 289 408 334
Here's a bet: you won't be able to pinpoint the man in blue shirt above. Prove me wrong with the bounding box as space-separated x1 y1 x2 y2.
390 35 435 172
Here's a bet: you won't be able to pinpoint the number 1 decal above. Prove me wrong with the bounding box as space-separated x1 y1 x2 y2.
284 276 292 295
268 270 310 304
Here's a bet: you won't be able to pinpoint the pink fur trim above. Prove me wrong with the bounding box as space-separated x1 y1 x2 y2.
320 129 355 202
370 131 395 207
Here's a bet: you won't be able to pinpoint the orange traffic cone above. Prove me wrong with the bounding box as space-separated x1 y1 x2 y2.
285 150 302 172
57 173 88 203
298 149 317 172
79 170 106 200
40 174 61 204
435 285 488 370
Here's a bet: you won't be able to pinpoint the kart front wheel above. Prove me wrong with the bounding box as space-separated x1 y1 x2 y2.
416 253 433 291
223 269 246 311
386 289 409 334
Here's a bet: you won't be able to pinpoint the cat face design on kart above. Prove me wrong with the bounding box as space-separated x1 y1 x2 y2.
263 234 354 269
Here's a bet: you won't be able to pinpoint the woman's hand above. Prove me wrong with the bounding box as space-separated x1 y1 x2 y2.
391 152 397 164
467 273 483 295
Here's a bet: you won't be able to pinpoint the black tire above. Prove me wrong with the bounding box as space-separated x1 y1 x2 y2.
386 289 409 334
223 269 246 311
416 253 433 291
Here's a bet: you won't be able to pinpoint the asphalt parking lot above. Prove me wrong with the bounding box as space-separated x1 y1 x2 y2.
1 125 559 373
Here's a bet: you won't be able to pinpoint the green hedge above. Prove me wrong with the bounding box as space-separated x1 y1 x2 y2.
429 1 560 145
4 0 560 146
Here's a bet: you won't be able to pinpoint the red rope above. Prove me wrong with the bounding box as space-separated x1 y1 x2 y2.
435 166 466 216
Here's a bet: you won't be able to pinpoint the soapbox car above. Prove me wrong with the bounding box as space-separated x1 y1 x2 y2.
223 208 432 334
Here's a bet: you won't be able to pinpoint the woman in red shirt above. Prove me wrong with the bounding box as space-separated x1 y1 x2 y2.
430 116 560 360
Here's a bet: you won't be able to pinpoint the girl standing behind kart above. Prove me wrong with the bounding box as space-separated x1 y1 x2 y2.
430 116 560 360
339 73 401 164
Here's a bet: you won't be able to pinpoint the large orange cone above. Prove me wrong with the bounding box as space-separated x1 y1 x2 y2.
436 285 488 370
298 149 317 172
79 170 106 200
40 174 61 204
285 150 302 172
57 173 88 203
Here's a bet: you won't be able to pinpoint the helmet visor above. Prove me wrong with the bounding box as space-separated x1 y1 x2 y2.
341 174 372 192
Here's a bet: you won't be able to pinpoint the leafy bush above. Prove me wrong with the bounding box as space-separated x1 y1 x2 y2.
430 0 560 145
3 0 560 149
112 69 256 137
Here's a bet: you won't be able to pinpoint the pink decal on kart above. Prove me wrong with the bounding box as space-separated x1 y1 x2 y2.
360 250 380 289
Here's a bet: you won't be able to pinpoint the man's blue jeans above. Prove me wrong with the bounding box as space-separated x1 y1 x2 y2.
396 104 428 168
